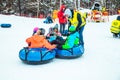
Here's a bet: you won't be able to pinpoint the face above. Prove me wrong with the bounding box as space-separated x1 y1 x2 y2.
54 28 58 32
36 29 41 35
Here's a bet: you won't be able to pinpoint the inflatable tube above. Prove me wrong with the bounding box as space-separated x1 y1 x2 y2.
19 47 56 64
56 45 84 59
1 24 11 28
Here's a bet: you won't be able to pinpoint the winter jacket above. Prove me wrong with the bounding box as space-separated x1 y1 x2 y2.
62 32 79 49
52 10 58 20
110 19 120 34
26 35 56 50
69 10 86 30
57 5 67 24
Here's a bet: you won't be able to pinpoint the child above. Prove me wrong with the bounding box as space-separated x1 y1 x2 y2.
110 16 120 38
52 24 62 36
46 24 64 44
46 27 57 42
47 24 61 37
26 27 56 50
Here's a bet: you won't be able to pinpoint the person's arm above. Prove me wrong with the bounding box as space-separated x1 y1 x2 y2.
43 38 56 50
76 13 82 30
68 20 71 28
26 37 31 46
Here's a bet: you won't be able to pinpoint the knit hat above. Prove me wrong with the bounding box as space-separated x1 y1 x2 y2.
64 8 72 18
33 27 39 35
69 25 76 32
53 24 58 30
33 27 39 33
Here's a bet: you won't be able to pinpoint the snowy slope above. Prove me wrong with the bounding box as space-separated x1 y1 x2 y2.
0 14 120 80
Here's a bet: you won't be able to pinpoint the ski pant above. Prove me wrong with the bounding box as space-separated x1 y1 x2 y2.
78 25 85 46
60 23 66 34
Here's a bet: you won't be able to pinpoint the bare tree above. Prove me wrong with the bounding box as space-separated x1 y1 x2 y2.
0 0 119 16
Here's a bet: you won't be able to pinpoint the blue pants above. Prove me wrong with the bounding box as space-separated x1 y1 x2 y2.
78 25 85 46
60 23 66 34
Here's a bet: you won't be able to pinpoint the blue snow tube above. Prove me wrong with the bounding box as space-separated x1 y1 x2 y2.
1 23 11 28
56 45 84 59
19 47 56 64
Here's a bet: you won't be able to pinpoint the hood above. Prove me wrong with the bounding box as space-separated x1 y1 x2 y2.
32 35 45 42
64 8 72 18
33 27 39 35
60 5 66 12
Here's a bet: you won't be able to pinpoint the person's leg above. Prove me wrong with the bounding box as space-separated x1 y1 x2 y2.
118 33 120 38
60 24 63 34
62 23 66 34
113 33 118 38
79 26 85 46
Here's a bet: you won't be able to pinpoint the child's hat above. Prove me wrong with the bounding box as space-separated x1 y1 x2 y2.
53 24 58 30
64 8 72 18
33 27 39 33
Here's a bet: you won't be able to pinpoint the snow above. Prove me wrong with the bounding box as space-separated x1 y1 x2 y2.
0 14 120 80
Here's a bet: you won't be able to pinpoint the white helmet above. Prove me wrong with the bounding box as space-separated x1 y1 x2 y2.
64 8 72 18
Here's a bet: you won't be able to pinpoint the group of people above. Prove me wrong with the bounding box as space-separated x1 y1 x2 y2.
26 4 87 51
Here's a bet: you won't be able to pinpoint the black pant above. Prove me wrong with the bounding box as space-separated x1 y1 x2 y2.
60 23 66 34
51 36 65 45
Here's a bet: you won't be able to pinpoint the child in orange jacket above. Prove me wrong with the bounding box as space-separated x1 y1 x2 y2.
26 27 56 50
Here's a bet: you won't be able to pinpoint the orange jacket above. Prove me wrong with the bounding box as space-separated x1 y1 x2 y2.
26 35 56 50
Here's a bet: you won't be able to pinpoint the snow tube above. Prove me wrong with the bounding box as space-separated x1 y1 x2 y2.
19 47 56 64
56 45 84 59
1 24 11 28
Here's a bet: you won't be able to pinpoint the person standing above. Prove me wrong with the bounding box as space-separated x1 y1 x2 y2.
57 4 67 35
110 16 120 38
64 8 87 46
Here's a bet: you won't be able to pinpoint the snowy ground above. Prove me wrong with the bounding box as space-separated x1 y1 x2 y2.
0 14 120 80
